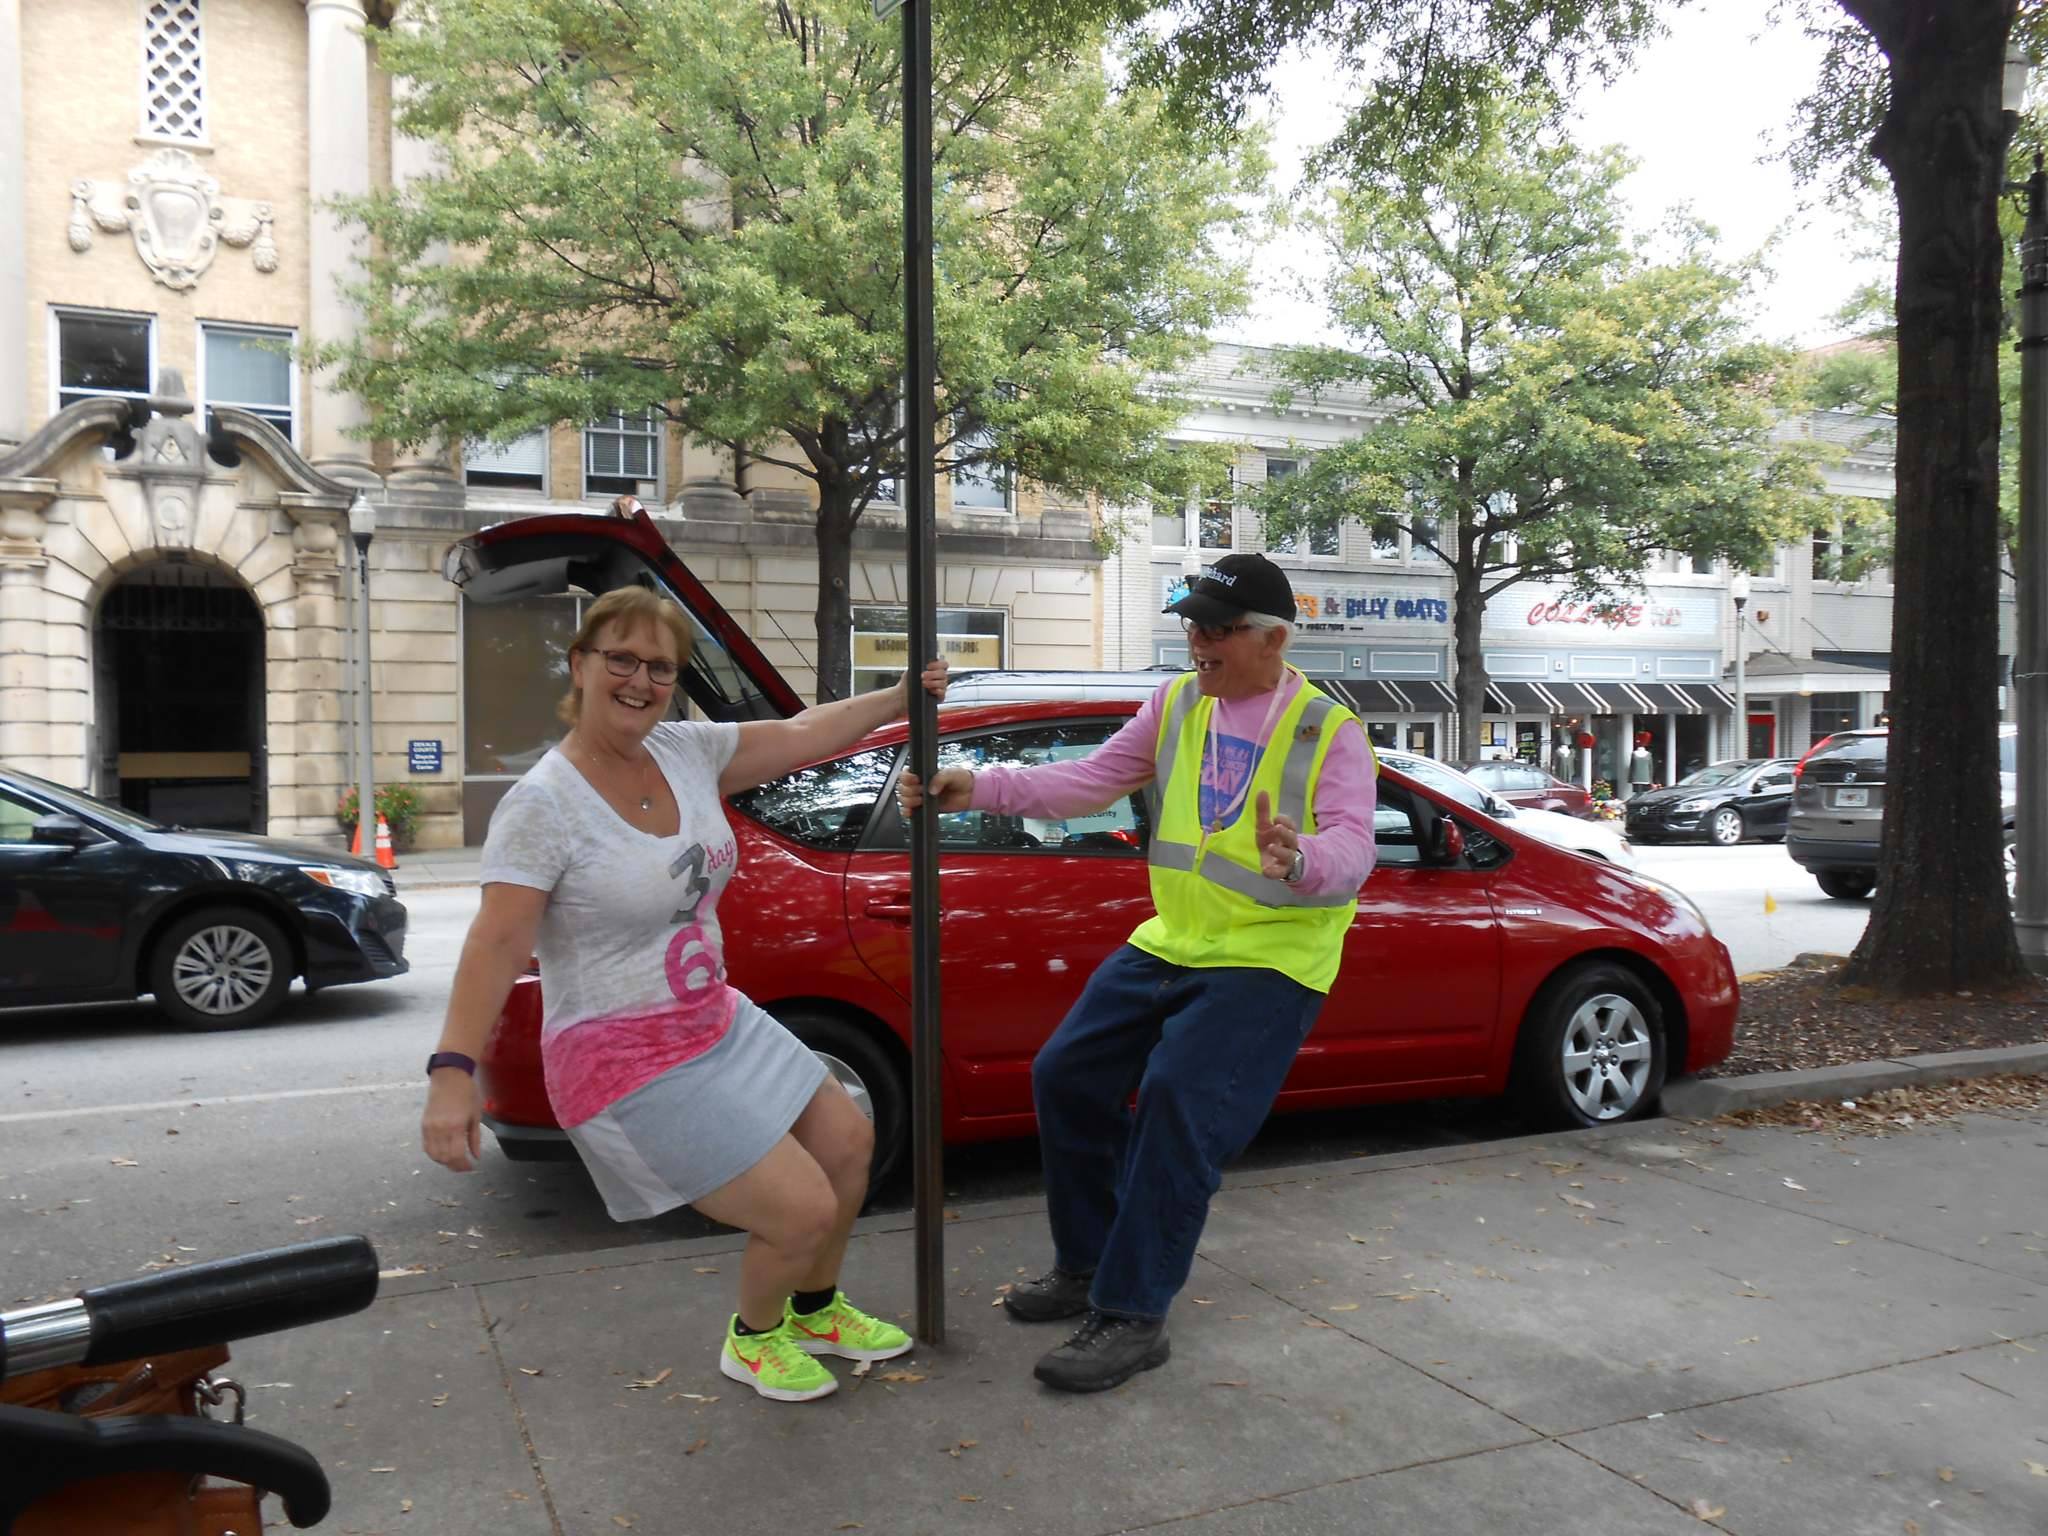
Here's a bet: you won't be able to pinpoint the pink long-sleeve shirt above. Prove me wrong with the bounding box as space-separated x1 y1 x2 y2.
967 673 1378 898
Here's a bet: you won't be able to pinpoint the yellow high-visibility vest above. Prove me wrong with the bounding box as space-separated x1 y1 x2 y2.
1128 667 1368 994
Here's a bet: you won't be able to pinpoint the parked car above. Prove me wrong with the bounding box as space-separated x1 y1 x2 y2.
1622 759 1798 847
0 767 408 1029
448 511 1738 1182
1452 759 1597 819
1787 724 2017 899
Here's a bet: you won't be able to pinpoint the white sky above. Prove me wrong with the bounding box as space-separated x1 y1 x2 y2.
1221 0 1894 352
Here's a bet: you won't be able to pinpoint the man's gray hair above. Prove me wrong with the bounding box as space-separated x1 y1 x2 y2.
1243 611 1294 646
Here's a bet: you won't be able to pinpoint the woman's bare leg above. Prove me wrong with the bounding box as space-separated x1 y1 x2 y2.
785 1077 876 1294
691 1135 838 1331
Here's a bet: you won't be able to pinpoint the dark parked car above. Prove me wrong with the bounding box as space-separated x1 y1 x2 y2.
1788 724 2018 900
1453 759 1597 818
1623 759 1798 847
447 510 1740 1181
0 768 408 1028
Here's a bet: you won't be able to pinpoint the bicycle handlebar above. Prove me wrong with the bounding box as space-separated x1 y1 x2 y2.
0 1236 380 1382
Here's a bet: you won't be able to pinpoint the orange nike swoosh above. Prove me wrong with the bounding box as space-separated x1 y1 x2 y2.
792 1321 841 1344
733 1348 764 1374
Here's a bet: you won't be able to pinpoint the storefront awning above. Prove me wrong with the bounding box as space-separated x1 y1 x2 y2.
1483 680 1735 714
1485 681 1578 714
1325 679 1456 714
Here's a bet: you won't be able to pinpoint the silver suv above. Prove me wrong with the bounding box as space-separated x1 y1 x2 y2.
1787 723 2017 900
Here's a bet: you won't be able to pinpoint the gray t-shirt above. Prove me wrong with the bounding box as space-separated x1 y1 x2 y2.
479 721 744 1126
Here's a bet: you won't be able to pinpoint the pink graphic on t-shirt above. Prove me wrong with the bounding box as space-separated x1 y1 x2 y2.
544 991 738 1127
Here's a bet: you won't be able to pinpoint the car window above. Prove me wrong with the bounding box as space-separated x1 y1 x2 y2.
1382 754 1490 814
1754 769 1793 792
1506 765 1549 791
2001 734 2017 775
1805 733 1887 777
0 788 48 845
874 720 1143 856
1374 781 1508 871
729 747 898 851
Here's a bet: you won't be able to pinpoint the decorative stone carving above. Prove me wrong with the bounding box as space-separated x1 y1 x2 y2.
67 148 277 291
128 369 209 545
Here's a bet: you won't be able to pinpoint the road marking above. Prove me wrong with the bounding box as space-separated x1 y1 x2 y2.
0 1082 419 1126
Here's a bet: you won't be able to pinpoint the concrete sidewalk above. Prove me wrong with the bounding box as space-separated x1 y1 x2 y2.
390 844 486 890
232 1107 2047 1536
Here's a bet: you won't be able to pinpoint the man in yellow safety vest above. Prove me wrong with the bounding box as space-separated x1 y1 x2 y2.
899 553 1378 1392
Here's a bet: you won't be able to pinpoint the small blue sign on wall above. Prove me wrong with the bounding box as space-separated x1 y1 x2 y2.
407 739 444 774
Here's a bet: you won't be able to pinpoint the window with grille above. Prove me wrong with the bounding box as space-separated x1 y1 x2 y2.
142 1 206 142
202 325 294 442
56 309 154 411
584 407 661 497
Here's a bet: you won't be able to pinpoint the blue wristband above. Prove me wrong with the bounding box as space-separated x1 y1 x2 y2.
427 1051 477 1077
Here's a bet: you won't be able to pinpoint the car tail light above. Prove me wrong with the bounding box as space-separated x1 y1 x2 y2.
1791 734 1837 787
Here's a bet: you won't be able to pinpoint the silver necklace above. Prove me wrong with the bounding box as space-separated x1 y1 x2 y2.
639 795 654 812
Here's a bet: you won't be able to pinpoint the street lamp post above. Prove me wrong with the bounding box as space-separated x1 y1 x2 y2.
1730 572 1749 760
2013 150 2048 971
348 492 377 860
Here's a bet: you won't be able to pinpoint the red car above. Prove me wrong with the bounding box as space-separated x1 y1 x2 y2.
1452 760 1598 818
450 513 1739 1184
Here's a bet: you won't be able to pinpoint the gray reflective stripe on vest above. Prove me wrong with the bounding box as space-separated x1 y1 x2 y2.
1275 693 1341 828
1146 679 1203 829
1148 834 1352 908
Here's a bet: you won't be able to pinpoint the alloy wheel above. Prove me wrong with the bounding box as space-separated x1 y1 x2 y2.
1559 993 1654 1121
1709 808 1743 846
170 924 278 1018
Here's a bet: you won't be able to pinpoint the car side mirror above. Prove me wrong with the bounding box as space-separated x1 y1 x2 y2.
1485 796 1513 818
30 814 94 849
1426 816 1465 865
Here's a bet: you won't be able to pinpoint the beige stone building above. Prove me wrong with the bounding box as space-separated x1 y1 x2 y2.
0 0 1104 849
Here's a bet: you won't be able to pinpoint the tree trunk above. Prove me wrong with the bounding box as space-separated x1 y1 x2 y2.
1843 0 2026 993
1452 567 1489 765
813 484 857 703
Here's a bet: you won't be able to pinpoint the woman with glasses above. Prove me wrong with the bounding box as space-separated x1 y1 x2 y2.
422 586 946 1403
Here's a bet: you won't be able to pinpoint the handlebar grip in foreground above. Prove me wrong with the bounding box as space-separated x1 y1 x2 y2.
77 1235 380 1366
0 1236 380 1380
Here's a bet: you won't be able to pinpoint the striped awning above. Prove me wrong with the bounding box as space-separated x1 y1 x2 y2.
1483 680 1736 714
1324 679 1457 714
1484 680 1578 714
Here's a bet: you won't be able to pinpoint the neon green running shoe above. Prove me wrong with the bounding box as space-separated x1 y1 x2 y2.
719 1317 838 1402
784 1291 913 1363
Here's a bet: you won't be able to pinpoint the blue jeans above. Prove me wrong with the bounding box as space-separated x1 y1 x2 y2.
1032 945 1324 1321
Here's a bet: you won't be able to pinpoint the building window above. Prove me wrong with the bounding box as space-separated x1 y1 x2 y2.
55 309 155 412
1411 516 1444 563
584 406 661 497
142 0 206 142
464 427 549 492
1264 458 1338 558
1808 692 1859 745
200 324 293 441
1811 524 1837 579
1199 468 1235 550
1151 495 1187 547
950 424 1011 512
1368 515 1402 562
852 605 1005 695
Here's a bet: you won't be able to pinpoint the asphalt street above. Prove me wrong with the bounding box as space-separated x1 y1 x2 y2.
0 845 1859 1304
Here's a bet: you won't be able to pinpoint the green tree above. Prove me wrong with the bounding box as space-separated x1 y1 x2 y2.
329 0 1258 699
997 0 2034 994
1257 95 1825 758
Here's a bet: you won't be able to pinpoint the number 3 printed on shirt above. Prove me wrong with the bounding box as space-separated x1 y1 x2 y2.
663 843 723 1002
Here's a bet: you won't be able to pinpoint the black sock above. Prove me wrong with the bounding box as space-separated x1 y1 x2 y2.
732 1313 777 1337
790 1286 837 1317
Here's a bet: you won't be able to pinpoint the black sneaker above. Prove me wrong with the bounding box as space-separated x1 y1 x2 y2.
1032 1310 1171 1394
1002 1265 1094 1323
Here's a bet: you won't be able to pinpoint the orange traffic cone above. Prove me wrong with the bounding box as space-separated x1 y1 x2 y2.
373 813 399 871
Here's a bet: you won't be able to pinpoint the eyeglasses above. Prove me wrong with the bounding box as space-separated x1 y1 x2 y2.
583 647 680 686
1180 616 1255 642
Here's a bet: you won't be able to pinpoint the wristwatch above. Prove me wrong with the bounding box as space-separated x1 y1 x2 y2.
1284 847 1305 885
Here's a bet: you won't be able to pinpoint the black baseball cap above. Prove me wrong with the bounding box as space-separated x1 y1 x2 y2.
1164 553 1297 627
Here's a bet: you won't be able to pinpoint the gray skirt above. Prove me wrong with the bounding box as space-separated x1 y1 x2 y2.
563 997 829 1222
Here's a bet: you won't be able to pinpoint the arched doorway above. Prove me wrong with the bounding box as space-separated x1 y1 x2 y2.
94 559 267 831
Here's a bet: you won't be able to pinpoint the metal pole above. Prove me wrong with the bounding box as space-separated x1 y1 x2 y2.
1733 597 1747 759
2014 157 2048 971
900 0 945 1343
355 535 375 860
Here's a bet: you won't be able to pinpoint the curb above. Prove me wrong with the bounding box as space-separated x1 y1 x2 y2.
1660 1041 2048 1119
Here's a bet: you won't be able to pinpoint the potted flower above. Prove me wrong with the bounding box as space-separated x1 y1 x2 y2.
338 783 423 851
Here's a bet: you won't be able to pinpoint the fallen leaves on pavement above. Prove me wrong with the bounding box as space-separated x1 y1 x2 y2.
1717 1075 2048 1137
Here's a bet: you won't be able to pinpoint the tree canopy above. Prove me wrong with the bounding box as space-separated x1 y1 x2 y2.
331 0 1262 696
1258 92 1826 753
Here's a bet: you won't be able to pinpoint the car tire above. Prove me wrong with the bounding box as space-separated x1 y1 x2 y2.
1815 870 1876 900
1707 808 1745 847
772 1008 909 1193
1511 961 1666 1130
147 905 294 1030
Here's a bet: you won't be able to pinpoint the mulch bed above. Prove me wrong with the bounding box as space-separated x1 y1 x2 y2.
1701 958 2048 1079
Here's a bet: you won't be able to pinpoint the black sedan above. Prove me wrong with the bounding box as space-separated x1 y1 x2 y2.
0 767 408 1029
1622 758 1798 847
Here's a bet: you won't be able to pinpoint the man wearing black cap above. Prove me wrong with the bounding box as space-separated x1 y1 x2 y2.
899 551 1378 1392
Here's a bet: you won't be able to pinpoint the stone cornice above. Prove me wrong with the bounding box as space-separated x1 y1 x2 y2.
0 399 137 481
